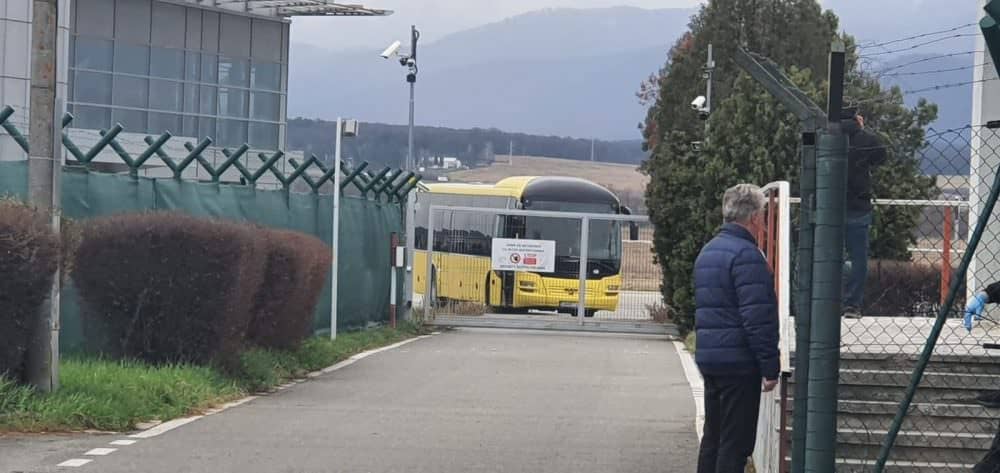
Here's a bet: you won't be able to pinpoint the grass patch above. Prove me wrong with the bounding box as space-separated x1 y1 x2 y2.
684 332 696 354
0 323 426 433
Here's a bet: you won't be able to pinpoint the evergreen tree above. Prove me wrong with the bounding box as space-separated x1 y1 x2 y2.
641 0 938 334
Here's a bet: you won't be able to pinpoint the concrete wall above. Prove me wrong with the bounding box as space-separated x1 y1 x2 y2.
968 0 1000 297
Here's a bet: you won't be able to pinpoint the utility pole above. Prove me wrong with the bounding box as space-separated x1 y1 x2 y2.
590 138 595 162
508 140 514 165
25 0 62 392
703 43 715 140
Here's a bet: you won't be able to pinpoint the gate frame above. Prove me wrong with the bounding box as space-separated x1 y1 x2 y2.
424 205 662 333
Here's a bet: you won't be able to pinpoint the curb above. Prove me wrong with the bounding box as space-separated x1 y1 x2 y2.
673 341 704 440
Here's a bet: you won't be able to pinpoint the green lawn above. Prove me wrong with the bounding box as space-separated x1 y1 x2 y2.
0 323 426 433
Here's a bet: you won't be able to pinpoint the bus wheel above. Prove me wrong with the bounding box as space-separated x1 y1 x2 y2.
584 309 597 318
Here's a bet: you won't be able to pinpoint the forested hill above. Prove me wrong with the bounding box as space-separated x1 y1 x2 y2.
287 118 647 167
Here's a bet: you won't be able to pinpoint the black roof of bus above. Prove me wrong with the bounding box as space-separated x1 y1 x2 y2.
521 177 621 207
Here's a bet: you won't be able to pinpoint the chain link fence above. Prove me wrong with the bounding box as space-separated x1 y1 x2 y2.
777 125 1000 472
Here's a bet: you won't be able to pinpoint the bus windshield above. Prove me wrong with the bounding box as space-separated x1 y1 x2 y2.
521 201 622 262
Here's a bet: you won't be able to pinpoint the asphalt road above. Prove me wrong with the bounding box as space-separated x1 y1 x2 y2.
4 329 697 473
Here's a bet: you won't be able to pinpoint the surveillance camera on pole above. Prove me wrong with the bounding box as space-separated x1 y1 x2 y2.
380 40 402 59
691 95 710 120
379 26 420 171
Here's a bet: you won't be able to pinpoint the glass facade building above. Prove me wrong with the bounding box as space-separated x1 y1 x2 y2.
68 0 289 149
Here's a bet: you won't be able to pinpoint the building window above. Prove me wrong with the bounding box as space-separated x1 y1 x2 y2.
74 71 113 105
150 80 183 112
114 43 150 75
251 61 281 91
68 3 288 149
150 47 185 80
251 92 279 121
112 76 149 108
74 37 113 71
218 56 249 88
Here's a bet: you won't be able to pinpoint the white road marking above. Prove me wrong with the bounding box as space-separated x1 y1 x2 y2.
674 341 705 440
57 459 92 467
109 439 137 446
85 448 117 456
127 333 436 440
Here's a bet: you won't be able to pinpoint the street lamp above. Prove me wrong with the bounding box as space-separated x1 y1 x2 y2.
381 25 420 171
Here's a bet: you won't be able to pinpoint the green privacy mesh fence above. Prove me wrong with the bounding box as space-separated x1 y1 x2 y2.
0 105 419 353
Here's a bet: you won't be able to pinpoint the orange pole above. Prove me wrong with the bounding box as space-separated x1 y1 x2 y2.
941 206 953 306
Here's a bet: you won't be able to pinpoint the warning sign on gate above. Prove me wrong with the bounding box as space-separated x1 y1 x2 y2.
491 238 555 273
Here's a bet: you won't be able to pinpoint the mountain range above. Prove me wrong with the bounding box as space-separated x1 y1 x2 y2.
287 1 982 162
288 6 692 141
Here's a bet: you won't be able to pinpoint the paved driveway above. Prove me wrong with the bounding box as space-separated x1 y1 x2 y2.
4 329 698 473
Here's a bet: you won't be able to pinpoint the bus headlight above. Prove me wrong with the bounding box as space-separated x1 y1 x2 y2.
606 285 620 294
518 280 537 292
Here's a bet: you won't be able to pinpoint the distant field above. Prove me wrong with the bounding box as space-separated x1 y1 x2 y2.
446 155 648 196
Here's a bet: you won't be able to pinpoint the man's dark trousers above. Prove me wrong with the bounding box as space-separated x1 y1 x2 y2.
697 373 762 473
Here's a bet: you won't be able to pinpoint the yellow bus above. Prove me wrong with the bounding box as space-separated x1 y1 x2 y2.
414 176 635 317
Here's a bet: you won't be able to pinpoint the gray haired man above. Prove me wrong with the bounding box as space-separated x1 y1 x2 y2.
694 184 780 473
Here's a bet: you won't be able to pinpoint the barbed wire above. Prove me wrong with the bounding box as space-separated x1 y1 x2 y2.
857 23 978 50
859 34 980 59
870 51 984 77
879 62 990 78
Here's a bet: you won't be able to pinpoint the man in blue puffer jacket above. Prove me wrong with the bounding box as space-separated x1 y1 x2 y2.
693 183 780 473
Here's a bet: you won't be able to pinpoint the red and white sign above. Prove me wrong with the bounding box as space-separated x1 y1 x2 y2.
491 238 555 273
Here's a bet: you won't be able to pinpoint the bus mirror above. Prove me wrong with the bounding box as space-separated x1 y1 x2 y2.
629 222 639 241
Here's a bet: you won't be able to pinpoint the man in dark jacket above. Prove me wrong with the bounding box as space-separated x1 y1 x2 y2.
694 183 780 473
842 108 887 318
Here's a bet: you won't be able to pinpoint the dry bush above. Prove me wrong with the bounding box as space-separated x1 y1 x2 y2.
0 199 60 382
72 212 266 365
246 229 331 350
864 259 952 318
646 302 673 323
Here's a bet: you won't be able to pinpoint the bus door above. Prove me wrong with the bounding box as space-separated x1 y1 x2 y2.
497 215 526 307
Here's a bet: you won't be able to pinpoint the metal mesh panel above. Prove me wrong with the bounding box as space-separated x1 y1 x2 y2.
755 126 1000 473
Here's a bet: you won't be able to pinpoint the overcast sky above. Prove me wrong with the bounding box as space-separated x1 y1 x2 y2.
289 0 702 51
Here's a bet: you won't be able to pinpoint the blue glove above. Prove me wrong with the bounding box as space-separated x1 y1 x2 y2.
965 292 989 332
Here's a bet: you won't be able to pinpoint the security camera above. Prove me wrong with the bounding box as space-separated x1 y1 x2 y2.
691 96 707 111
381 40 402 59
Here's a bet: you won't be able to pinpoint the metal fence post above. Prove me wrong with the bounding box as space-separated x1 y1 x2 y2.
791 132 816 473
425 206 436 320
803 40 848 473
577 216 590 324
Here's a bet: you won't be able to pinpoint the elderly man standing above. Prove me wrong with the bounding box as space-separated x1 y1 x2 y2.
693 183 780 473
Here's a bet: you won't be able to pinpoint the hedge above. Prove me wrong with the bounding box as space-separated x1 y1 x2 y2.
72 212 266 365
0 200 60 382
247 230 331 350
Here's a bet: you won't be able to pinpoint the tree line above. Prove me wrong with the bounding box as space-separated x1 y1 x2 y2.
287 118 646 168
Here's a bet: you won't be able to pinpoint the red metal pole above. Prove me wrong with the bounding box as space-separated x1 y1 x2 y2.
390 232 399 328
941 206 953 306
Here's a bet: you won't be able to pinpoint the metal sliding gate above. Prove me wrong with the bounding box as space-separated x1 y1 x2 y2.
417 205 676 336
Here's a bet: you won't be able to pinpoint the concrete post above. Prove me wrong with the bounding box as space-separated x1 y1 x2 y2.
25 0 61 392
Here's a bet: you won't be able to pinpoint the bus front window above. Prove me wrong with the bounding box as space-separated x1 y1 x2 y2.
520 201 622 277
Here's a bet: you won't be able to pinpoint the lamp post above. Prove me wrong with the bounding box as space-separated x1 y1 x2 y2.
331 118 358 340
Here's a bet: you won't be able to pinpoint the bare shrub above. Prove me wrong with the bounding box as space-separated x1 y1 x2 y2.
0 199 60 382
246 229 331 350
72 212 266 365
